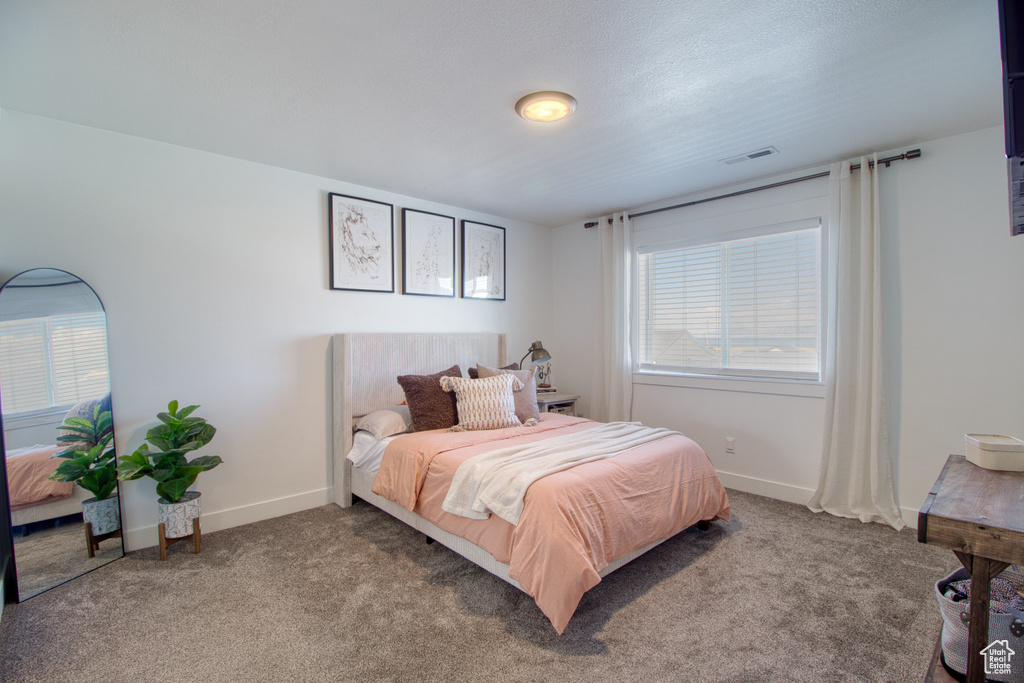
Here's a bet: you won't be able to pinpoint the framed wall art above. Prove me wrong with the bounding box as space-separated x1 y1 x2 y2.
461 220 505 301
402 209 455 297
328 193 394 292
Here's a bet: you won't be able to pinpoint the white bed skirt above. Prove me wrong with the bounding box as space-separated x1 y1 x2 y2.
11 486 90 526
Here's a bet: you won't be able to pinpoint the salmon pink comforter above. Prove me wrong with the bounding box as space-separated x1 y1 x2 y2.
6 444 73 510
371 413 730 633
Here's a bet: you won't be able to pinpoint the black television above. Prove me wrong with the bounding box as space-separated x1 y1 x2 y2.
999 0 1024 235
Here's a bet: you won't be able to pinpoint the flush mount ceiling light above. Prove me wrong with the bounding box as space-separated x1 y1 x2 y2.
515 91 577 123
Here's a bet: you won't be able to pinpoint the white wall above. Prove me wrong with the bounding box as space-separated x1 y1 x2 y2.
0 110 554 549
882 126 1024 517
552 125 1024 525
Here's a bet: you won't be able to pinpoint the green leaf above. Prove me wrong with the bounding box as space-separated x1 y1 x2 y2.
95 411 113 434
93 445 117 465
153 452 187 468
155 467 203 503
50 459 88 482
167 399 179 415
149 464 174 483
80 465 118 500
175 404 199 420
186 455 223 471
116 448 153 480
146 436 174 452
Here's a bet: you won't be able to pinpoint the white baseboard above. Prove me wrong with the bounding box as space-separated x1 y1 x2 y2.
900 506 920 530
717 470 920 530
122 487 333 551
120 476 923 551
715 470 816 507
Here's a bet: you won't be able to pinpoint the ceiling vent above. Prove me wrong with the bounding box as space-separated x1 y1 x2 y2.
719 146 780 165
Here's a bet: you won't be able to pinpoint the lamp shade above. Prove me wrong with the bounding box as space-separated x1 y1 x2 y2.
519 340 551 367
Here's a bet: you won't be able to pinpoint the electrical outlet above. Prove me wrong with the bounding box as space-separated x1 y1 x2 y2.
725 437 736 454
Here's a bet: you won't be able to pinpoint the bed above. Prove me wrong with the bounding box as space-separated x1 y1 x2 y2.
5 396 112 527
331 332 730 633
6 444 88 527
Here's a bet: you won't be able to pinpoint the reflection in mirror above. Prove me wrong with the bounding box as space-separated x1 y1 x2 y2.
0 268 123 600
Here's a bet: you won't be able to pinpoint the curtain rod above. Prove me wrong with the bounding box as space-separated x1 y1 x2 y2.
583 148 921 228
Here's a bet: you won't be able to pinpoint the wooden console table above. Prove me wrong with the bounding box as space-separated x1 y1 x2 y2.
919 454 1024 683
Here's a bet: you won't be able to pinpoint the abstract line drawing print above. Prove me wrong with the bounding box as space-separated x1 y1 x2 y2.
403 210 454 297
462 221 505 300
414 226 442 282
330 194 393 292
338 205 382 274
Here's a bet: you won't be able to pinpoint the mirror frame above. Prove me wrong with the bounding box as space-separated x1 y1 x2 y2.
0 268 124 602
1 423 15 602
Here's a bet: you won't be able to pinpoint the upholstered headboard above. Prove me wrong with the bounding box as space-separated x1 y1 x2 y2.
331 333 507 506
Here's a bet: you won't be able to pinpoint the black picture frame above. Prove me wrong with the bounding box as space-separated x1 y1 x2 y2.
328 193 395 293
402 209 456 297
460 220 506 301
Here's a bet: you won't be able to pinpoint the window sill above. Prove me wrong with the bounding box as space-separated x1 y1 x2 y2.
633 371 825 399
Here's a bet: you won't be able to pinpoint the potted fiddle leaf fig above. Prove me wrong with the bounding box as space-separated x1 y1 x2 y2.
117 401 223 547
49 403 122 542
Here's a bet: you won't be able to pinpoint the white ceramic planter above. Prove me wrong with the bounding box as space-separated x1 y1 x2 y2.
158 491 201 539
82 495 121 536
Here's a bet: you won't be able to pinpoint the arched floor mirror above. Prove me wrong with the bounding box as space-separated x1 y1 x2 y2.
0 268 124 601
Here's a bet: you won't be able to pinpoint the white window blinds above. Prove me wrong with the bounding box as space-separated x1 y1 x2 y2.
637 221 821 381
0 312 110 414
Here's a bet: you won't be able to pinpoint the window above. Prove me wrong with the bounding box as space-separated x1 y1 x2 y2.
637 219 822 381
0 312 110 414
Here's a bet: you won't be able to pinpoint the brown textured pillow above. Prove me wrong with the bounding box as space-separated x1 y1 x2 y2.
476 364 541 424
467 362 519 379
397 365 462 431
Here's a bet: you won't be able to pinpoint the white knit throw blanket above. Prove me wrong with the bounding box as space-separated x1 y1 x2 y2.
441 422 678 525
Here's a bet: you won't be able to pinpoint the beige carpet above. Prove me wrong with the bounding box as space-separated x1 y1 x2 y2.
12 521 123 600
0 490 958 682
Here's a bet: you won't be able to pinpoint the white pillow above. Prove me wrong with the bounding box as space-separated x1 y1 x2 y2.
439 374 523 431
355 405 412 440
346 430 396 472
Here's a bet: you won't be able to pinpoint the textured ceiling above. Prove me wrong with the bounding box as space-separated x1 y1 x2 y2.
0 0 1005 227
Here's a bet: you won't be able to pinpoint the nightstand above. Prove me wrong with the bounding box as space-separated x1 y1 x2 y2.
536 393 580 416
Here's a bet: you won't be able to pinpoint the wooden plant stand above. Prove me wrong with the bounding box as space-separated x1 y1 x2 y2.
84 522 122 558
158 518 201 561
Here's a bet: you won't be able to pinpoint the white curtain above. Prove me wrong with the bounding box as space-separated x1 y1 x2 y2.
590 212 633 423
807 156 904 530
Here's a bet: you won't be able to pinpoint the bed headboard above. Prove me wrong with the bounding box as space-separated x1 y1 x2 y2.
331 332 508 506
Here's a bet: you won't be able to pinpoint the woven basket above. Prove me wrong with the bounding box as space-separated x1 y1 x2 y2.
935 565 1024 682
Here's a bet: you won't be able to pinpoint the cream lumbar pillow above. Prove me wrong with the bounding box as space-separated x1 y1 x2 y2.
439 374 523 431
